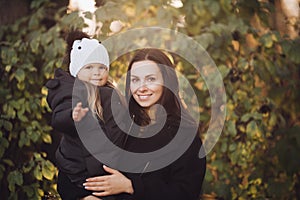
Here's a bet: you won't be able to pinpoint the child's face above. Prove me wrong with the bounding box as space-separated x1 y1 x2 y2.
77 63 109 86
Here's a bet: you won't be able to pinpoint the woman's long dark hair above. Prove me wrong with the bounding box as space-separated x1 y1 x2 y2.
125 48 196 126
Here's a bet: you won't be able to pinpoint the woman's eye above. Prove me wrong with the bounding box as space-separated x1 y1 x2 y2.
131 78 139 83
147 77 156 82
85 66 92 69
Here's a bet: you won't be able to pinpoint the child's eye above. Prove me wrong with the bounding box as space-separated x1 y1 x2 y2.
99 66 107 71
85 65 92 69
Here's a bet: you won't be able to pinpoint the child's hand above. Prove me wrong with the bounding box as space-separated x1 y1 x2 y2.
73 102 89 122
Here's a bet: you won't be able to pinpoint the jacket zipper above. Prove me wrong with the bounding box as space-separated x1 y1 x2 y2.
122 115 134 148
122 115 150 175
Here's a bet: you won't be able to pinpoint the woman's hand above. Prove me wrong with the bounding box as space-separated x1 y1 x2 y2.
83 165 134 197
73 102 89 122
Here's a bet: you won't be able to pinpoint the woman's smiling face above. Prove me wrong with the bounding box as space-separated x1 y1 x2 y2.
130 60 164 108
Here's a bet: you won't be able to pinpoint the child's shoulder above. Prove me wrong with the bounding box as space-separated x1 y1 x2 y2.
98 85 125 102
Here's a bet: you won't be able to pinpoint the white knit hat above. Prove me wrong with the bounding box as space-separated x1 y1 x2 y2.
69 38 110 77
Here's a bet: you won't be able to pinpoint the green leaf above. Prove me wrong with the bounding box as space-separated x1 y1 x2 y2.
28 15 39 29
7 170 23 192
194 33 215 49
210 23 228 36
23 161 34 173
18 131 30 147
23 185 35 198
0 164 5 180
206 1 220 17
61 12 85 28
15 69 25 82
268 113 277 128
30 0 47 9
229 150 239 165
3 120 13 131
221 142 228 153
220 0 233 14
30 131 40 143
237 58 249 70
0 132 9 158
17 81 25 90
42 133 52 144
280 40 291 54
211 160 224 172
3 159 14 167
33 165 42 181
260 34 273 48
42 166 54 180
17 111 28 122
289 40 300 64
227 120 237 136
205 169 214 182
229 143 237 152
30 37 40 53
42 160 55 180
218 64 231 79
241 112 262 122
95 7 107 21
246 120 258 138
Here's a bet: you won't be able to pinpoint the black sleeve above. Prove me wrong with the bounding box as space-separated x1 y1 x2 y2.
51 100 77 136
45 70 86 137
129 137 206 200
51 80 88 136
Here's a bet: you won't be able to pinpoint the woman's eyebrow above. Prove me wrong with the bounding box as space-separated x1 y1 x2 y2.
131 74 156 78
145 74 156 77
130 74 139 78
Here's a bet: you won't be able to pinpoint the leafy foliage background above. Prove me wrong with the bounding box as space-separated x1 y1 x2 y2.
0 0 299 199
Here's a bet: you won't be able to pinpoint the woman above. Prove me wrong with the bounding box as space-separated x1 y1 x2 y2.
83 48 206 200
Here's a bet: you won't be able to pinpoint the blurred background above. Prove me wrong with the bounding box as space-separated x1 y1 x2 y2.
0 0 299 199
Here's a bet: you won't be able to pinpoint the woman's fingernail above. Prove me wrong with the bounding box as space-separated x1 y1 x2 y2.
83 183 86 186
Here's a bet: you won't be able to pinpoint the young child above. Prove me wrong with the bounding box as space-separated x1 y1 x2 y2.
46 31 127 200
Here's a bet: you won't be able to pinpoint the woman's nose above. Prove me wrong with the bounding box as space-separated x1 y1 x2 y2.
137 84 148 92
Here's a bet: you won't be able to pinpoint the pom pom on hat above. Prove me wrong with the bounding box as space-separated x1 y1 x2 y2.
69 38 110 77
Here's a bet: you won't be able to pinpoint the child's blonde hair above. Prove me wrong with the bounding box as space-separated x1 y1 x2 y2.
83 79 115 121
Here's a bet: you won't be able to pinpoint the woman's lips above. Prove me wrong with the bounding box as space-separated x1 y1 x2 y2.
137 94 152 100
